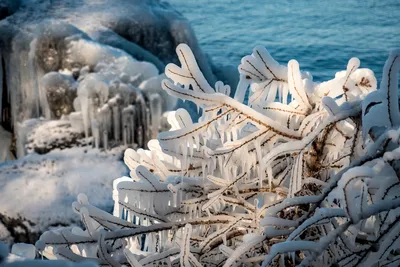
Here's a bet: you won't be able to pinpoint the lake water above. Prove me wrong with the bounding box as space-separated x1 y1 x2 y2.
168 0 400 82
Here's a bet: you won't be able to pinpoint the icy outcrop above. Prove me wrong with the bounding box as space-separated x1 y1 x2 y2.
0 0 217 159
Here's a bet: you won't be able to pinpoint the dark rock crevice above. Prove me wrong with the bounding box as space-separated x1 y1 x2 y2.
1 55 11 132
0 212 39 244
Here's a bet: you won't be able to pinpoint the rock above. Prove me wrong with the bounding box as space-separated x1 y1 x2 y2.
0 0 20 21
25 119 87 155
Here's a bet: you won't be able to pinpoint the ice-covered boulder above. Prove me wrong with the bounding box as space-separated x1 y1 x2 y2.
0 0 217 159
25 119 88 155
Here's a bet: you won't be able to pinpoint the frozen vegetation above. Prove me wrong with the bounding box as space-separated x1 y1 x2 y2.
1 1 399 267
28 44 400 266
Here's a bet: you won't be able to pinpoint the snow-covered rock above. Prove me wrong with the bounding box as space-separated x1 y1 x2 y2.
0 0 217 159
25 119 89 155
0 146 128 244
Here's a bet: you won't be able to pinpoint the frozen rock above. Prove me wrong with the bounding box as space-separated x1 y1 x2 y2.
0 0 218 159
40 72 77 119
25 119 87 155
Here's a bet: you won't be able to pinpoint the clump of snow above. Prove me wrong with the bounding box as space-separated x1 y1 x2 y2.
0 146 128 244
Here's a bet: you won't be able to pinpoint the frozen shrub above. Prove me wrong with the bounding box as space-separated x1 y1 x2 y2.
37 44 400 266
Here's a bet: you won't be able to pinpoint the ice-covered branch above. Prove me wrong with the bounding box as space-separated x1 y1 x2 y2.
37 44 400 267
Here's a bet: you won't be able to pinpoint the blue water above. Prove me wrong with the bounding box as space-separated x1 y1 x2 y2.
168 0 400 83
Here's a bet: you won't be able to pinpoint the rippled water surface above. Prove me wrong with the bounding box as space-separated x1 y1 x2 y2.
168 0 400 82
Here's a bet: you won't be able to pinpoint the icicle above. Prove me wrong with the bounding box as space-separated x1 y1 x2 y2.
130 105 136 145
80 96 90 138
145 106 151 145
137 125 143 149
92 119 100 149
122 107 133 146
103 129 108 150
149 94 162 139
28 39 41 119
110 95 121 142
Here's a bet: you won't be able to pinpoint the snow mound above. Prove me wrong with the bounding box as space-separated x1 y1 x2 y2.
0 146 128 244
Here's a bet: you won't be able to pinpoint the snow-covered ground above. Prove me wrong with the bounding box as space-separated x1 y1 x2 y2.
0 146 128 244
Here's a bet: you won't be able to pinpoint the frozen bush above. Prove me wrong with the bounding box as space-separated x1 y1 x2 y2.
37 44 400 266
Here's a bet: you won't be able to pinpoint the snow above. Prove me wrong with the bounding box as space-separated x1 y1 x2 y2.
0 146 128 243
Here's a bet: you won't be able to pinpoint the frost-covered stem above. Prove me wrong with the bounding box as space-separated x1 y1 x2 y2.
380 50 400 126
42 216 237 246
298 198 400 266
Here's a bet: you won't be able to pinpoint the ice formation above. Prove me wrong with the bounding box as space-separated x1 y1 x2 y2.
36 44 400 266
0 0 220 161
0 30 174 160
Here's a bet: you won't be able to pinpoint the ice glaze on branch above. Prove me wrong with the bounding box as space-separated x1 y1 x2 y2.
38 44 400 267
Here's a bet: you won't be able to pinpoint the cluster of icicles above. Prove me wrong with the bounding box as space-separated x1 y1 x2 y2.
73 77 163 150
37 44 400 267
0 36 166 159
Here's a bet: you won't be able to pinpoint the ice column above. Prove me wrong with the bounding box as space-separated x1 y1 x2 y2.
149 94 162 139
